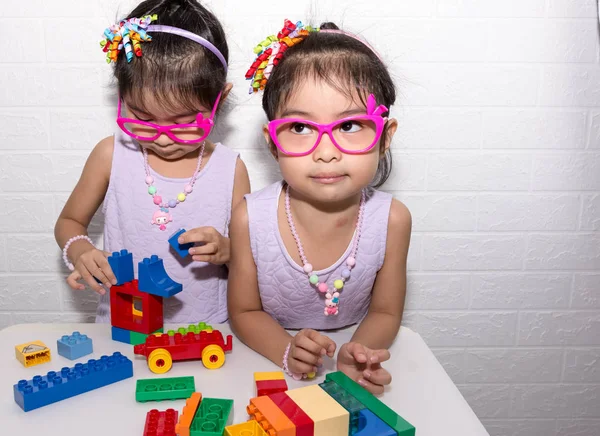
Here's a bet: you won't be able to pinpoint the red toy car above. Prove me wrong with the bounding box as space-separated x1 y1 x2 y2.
134 330 233 374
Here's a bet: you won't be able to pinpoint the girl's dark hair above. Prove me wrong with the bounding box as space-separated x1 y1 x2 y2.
114 0 228 113
262 22 396 188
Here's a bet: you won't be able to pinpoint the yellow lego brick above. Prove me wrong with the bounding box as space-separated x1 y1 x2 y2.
254 371 286 382
286 385 349 436
15 340 51 368
224 420 268 436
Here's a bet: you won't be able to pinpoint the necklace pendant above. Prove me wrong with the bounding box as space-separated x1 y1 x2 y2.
151 207 173 231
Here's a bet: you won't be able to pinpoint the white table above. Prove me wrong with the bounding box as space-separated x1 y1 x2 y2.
0 323 488 435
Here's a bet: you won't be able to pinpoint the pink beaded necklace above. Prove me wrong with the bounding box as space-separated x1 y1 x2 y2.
143 142 206 231
284 184 366 316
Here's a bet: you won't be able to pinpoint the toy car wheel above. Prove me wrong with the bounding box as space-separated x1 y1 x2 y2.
201 344 225 369
148 348 173 374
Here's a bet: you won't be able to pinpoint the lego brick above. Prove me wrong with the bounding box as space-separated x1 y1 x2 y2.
319 381 365 434
57 332 93 360
168 228 193 258
254 371 286 382
325 372 415 436
15 340 51 368
144 408 178 436
256 379 288 397
111 326 131 344
138 255 183 297
176 392 202 436
285 385 349 436
247 395 295 436
110 279 164 334
134 330 233 373
107 249 134 285
14 352 133 412
268 391 314 436
131 328 164 346
136 376 196 402
190 397 234 436
354 409 397 436
224 420 268 436
166 322 213 336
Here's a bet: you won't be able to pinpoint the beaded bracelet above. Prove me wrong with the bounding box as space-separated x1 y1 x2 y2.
62 235 94 271
282 342 316 380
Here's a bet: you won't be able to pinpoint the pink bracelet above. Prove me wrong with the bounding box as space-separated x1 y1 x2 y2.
62 235 94 271
283 342 315 381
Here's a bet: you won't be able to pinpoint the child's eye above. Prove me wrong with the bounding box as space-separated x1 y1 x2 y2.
290 123 312 135
339 120 363 133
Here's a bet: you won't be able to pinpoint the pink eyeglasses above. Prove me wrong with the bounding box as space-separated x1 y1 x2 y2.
116 92 221 144
268 94 389 157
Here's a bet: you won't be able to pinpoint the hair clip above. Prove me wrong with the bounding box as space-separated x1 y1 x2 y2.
245 19 318 94
100 14 158 63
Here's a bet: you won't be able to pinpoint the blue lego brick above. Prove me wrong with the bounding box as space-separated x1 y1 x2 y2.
168 228 193 258
354 409 397 436
138 255 183 297
111 326 131 344
14 352 133 412
107 249 134 285
57 332 93 360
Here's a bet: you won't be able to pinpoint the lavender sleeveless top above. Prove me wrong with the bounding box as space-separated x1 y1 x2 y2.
245 181 392 330
96 130 239 324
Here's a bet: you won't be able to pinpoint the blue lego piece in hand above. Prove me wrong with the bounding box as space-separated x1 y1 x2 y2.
107 249 134 285
14 352 133 412
57 332 93 360
138 255 183 297
168 228 193 258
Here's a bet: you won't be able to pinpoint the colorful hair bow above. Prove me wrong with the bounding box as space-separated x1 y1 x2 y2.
245 19 318 94
100 15 158 64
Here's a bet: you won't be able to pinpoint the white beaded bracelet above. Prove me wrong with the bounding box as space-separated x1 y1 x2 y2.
62 235 94 271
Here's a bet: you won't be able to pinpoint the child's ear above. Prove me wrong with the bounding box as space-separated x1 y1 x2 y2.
219 82 234 105
381 118 398 155
263 124 279 160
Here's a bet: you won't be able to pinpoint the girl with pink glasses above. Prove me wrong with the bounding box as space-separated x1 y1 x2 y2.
228 20 412 394
54 0 250 324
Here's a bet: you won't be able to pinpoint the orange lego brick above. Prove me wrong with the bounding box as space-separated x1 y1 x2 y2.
176 392 202 436
254 371 286 382
247 395 296 436
285 385 349 436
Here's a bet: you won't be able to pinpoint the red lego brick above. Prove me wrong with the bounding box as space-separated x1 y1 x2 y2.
144 408 178 436
110 280 163 335
268 391 314 436
256 379 288 397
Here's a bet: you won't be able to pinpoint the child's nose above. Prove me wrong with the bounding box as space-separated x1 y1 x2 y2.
313 132 341 162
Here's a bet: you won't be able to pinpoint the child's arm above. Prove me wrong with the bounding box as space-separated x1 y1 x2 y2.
336 199 412 393
54 136 116 293
228 200 335 374
178 157 250 264
352 198 411 347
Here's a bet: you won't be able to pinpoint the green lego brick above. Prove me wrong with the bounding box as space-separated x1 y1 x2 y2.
320 380 366 434
130 328 163 346
136 376 196 402
325 371 415 436
167 322 213 336
189 397 233 436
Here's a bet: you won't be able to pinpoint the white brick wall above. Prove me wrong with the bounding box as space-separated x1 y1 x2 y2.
1 1 599 434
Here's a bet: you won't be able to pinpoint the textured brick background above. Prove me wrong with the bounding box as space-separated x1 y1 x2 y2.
1 1 599 434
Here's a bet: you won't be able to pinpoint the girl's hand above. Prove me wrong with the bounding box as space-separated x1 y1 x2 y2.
178 227 230 264
287 329 336 375
336 342 392 395
66 248 116 295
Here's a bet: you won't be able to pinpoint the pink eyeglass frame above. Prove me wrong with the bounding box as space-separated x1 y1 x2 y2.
268 94 389 157
116 92 222 144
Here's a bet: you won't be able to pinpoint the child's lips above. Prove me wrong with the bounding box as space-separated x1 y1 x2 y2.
310 173 346 184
